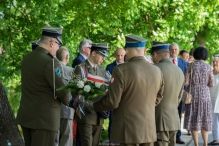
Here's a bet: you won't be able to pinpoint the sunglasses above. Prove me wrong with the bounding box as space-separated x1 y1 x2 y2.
50 41 62 47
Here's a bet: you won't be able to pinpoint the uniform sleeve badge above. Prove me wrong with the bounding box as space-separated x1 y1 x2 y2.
111 77 115 84
55 67 62 77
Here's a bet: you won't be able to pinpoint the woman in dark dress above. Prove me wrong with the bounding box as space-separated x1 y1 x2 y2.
184 47 214 146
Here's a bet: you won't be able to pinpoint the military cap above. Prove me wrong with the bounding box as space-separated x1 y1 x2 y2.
151 41 169 51
91 43 108 57
29 40 39 50
125 34 148 48
41 26 63 45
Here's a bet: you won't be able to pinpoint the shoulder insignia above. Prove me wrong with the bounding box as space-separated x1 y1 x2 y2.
55 67 62 77
48 53 54 58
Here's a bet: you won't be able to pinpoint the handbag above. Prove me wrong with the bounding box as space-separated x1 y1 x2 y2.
182 62 193 104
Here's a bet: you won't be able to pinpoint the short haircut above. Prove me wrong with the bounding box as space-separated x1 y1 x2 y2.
169 43 179 50
56 46 69 61
40 35 55 45
180 50 189 56
151 49 169 55
193 47 209 61
79 39 92 52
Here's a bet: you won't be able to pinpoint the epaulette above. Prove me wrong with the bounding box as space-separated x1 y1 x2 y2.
47 53 54 58
97 64 104 69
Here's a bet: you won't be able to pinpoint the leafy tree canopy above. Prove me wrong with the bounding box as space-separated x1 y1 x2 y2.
1 0 219 114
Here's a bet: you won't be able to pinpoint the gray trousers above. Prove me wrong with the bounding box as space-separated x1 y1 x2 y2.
154 131 178 146
54 119 73 146
212 100 219 140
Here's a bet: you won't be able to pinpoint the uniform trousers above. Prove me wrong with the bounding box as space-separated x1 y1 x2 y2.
21 126 57 146
54 118 73 146
212 100 219 140
154 131 178 146
119 143 153 146
77 123 102 146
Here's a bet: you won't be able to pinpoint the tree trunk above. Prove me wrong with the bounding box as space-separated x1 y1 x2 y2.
0 79 24 146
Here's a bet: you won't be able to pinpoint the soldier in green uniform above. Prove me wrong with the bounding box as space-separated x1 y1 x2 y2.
28 39 39 50
93 34 164 146
73 43 109 146
16 26 70 146
151 41 184 146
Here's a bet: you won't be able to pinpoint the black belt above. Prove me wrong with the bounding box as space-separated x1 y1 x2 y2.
157 139 170 143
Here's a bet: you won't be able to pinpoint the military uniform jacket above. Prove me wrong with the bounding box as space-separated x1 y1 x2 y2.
93 56 164 143
73 59 107 125
155 59 184 131
16 46 70 131
60 62 74 119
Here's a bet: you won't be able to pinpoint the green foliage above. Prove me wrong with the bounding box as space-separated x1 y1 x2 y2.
1 0 219 118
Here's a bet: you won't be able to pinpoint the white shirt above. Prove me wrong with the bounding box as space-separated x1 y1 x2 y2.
210 73 219 113
80 53 87 60
116 61 124 65
170 57 178 66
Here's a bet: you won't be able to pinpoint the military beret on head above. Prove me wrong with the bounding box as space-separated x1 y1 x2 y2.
29 39 39 50
91 43 108 57
151 41 169 51
125 34 148 48
41 26 63 45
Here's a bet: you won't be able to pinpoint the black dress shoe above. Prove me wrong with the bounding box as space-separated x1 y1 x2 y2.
176 138 185 144
208 141 219 145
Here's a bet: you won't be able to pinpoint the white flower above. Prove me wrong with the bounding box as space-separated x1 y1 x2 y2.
181 0 184 2
185 3 188 5
179 9 183 12
190 38 194 41
77 81 84 88
190 23 193 25
187 31 192 34
175 9 179 13
118 35 121 40
82 78 87 82
159 33 163 37
199 15 201 19
152 30 158 36
95 82 102 88
84 85 91 92
178 2 182 5
202 12 208 15
92 24 97 27
171 27 174 30
217 11 219 13
121 33 124 38
157 27 160 30
190 42 193 45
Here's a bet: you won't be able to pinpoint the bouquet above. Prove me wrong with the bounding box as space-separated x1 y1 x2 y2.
57 73 110 119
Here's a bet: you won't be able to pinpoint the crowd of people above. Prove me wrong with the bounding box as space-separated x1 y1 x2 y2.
15 25 219 146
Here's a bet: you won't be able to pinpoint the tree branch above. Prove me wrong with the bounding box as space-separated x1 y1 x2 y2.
9 1 15 66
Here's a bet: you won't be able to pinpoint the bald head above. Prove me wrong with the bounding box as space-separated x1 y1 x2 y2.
115 48 126 63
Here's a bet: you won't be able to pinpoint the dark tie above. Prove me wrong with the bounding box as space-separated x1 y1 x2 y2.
93 67 97 75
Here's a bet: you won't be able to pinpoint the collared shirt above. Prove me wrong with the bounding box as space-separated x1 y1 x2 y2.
80 53 87 60
116 61 124 65
87 59 97 68
170 57 178 66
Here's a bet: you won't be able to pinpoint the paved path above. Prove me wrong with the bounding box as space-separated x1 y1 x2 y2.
178 117 214 146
